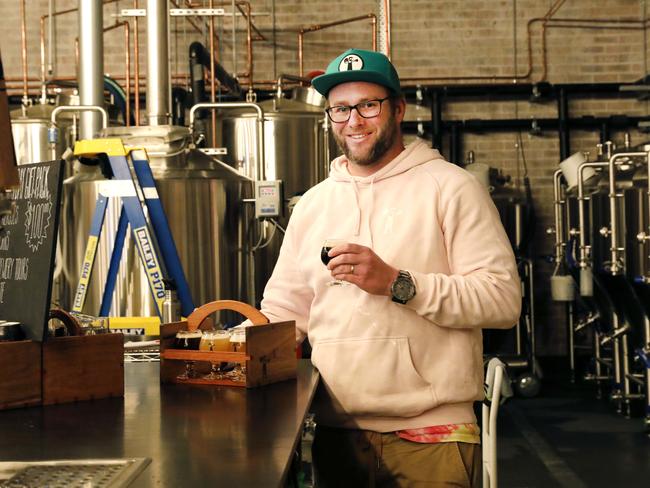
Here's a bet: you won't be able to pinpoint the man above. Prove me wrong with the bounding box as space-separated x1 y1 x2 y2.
259 48 521 487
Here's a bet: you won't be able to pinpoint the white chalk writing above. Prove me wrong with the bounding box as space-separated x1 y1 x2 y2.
14 166 51 201
0 258 14 280
24 201 52 252
0 231 9 251
14 258 29 281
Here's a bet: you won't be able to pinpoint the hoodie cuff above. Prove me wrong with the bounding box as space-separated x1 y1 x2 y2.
402 269 431 316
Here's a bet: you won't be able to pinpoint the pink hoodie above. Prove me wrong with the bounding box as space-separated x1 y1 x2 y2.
260 139 521 431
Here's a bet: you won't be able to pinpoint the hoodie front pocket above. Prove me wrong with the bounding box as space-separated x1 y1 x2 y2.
312 336 438 418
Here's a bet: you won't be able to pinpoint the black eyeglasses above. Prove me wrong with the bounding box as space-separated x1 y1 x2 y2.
325 97 391 123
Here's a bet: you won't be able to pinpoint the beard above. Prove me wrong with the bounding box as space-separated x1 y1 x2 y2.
333 113 400 167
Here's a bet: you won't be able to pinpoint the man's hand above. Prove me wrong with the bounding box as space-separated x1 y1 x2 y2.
327 243 399 296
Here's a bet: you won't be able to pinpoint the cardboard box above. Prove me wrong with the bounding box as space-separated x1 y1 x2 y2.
0 341 41 410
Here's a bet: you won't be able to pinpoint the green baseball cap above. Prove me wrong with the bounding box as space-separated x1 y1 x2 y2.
311 49 402 97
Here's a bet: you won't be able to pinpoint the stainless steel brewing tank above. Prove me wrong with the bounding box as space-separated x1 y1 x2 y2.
214 93 338 301
11 104 74 165
60 125 249 317
490 186 533 257
215 95 335 194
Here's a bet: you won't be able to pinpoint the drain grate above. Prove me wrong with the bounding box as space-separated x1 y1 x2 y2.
0 459 149 488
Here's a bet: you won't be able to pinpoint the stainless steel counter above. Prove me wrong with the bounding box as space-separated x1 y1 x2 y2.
0 360 319 487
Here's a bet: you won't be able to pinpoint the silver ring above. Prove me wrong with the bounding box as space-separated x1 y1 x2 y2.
350 265 355 274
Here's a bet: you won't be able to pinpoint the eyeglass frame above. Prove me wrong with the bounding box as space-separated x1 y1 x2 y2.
325 96 393 123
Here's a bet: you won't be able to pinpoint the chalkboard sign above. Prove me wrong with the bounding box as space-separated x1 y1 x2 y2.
0 160 64 342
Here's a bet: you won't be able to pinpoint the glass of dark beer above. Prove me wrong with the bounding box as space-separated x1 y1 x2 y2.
175 329 203 380
321 238 348 286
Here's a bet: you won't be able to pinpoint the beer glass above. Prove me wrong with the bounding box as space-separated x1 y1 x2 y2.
200 329 231 380
321 238 348 286
174 330 203 379
227 329 247 381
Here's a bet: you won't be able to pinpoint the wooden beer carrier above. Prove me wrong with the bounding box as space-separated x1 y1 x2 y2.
160 300 297 388
0 310 124 411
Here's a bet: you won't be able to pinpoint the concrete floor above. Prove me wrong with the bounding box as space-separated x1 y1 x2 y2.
497 364 650 488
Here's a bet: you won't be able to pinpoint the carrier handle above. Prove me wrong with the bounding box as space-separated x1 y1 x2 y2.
186 300 269 331
48 308 83 337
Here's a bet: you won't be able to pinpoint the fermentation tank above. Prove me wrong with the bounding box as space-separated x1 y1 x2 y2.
60 125 245 317
59 89 337 317
213 87 338 299
11 101 74 166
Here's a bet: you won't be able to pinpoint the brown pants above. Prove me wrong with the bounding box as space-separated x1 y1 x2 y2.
312 425 481 488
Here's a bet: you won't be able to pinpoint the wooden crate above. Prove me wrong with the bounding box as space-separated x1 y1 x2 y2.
160 321 297 388
0 341 41 410
42 333 125 405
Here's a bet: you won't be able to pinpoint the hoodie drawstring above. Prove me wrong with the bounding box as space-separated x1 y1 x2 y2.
350 178 362 237
368 177 375 248
348 176 377 246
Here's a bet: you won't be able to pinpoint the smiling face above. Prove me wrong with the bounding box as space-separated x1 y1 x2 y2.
328 81 405 175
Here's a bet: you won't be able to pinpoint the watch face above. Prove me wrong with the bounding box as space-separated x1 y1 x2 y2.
392 273 415 301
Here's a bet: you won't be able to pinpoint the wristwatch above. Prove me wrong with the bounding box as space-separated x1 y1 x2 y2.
391 270 416 304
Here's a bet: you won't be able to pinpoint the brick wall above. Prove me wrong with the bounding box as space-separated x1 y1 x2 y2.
2 0 649 355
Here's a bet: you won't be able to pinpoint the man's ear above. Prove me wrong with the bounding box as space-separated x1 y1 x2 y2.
394 96 407 124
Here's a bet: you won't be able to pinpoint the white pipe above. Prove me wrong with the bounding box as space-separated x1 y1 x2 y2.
78 0 104 139
51 105 109 130
607 152 648 274
189 102 266 180
146 0 171 126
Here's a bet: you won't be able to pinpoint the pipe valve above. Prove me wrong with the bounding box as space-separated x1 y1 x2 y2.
599 226 611 238
47 125 58 145
637 232 650 243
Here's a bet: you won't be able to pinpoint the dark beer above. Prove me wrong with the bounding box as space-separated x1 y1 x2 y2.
174 330 202 350
175 330 203 380
321 247 333 266
321 238 348 286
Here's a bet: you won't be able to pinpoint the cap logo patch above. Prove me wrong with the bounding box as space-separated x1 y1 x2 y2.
339 54 364 72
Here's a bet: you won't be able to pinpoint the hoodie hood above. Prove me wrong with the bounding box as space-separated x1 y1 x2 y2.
328 139 443 241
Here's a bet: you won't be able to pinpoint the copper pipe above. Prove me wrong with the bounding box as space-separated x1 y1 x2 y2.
134 0 140 125
125 23 131 127
217 2 255 88
103 21 132 126
400 14 647 85
242 1 253 90
39 8 79 86
20 0 28 103
384 0 391 59
298 14 378 77
210 0 217 144
402 0 566 83
234 2 265 41
38 1 119 103
539 18 646 82
29 5 648 97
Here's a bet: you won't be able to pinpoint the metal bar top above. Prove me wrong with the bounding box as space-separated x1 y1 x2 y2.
0 360 319 487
